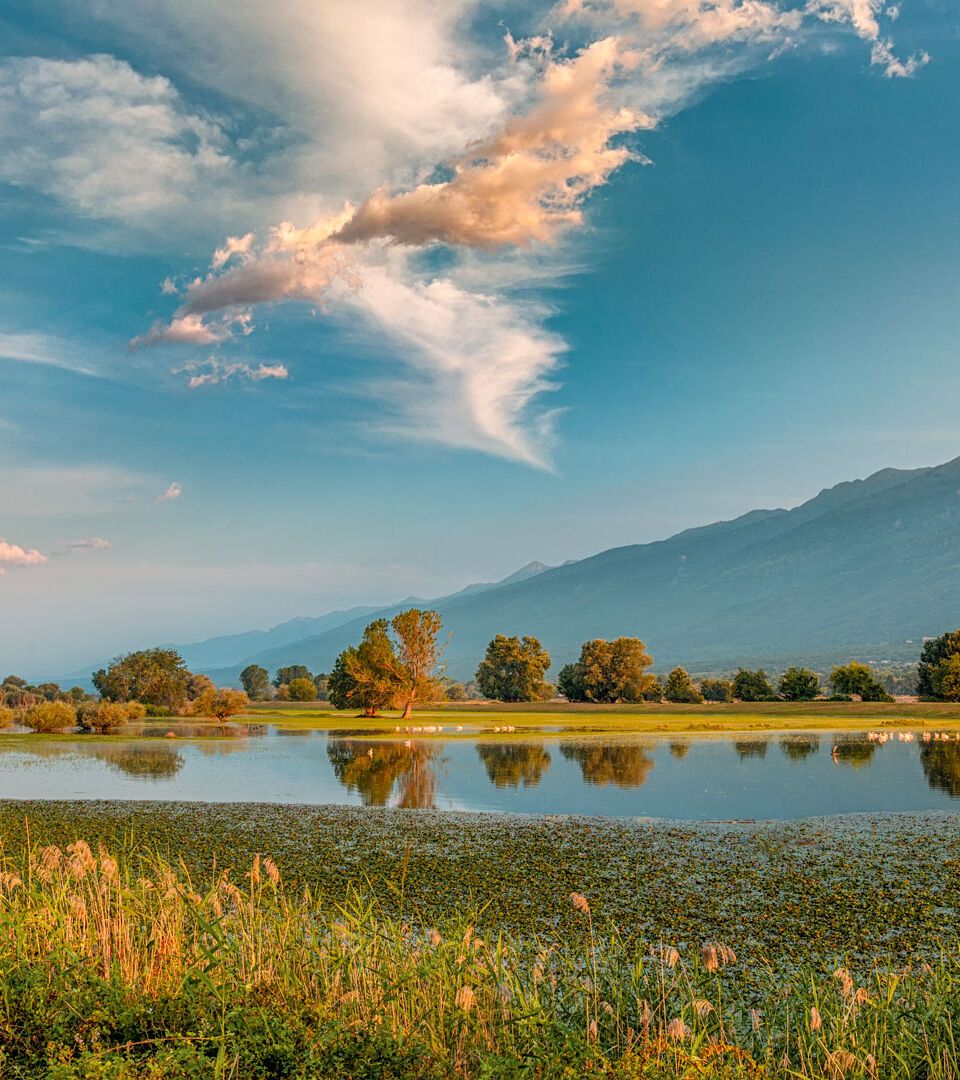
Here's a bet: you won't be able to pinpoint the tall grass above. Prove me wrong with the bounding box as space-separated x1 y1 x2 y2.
0 839 954 1077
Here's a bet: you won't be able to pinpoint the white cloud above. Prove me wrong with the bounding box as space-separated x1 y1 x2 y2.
178 359 289 388
342 263 565 468
128 311 253 351
155 482 183 502
0 539 47 574
121 0 927 466
0 55 235 235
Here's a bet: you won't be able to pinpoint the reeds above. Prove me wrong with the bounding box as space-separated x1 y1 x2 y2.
0 840 955 1077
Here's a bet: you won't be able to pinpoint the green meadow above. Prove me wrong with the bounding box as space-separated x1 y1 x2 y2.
247 698 960 734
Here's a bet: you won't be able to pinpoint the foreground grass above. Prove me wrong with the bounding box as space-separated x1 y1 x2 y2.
0 837 956 1078
1 803 957 974
248 699 960 735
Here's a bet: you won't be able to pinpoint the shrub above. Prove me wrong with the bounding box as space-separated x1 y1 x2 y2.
76 700 144 733
0 706 13 729
22 700 76 732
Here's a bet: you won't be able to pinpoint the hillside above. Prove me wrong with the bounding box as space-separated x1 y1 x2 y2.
196 456 960 682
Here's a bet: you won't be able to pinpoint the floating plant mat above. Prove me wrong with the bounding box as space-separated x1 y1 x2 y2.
1 801 958 971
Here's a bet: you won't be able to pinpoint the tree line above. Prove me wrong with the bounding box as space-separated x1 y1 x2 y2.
4 622 960 732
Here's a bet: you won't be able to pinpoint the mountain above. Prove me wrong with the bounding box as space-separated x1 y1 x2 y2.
201 455 960 683
53 561 556 686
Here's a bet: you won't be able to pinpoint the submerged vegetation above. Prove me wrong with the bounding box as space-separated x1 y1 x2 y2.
0 833 955 1077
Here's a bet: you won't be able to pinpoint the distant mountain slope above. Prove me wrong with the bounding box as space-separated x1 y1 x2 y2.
204 457 960 683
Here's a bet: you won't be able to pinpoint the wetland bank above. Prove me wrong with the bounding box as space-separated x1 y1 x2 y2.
2 707 960 1076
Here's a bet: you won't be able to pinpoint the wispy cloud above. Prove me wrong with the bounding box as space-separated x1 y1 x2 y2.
0 330 99 376
63 537 112 551
154 482 183 502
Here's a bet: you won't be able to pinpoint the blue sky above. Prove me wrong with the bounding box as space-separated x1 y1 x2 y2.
0 0 957 675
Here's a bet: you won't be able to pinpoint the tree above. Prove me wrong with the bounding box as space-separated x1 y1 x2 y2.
193 687 249 724
0 707 13 729
829 662 893 702
22 700 76 732
700 678 733 703
917 630 960 699
476 635 551 702
286 676 318 702
664 667 703 704
313 673 330 701
558 638 655 703
186 673 215 701
240 664 271 700
935 654 960 702
732 668 776 702
390 609 444 719
558 662 586 702
329 620 398 717
92 648 191 710
778 667 820 701
274 665 312 689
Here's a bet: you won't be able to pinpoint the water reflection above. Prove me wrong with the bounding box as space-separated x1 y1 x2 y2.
560 742 654 788
831 735 877 768
327 740 441 808
668 741 690 759
94 745 184 778
734 740 768 759
477 743 551 788
780 736 820 761
920 742 960 797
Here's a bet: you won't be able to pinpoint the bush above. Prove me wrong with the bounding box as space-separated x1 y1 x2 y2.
76 700 144 733
144 703 173 717
0 706 13 729
22 700 76 732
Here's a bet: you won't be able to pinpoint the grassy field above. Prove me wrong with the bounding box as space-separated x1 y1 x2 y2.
0 807 956 1077
246 698 960 735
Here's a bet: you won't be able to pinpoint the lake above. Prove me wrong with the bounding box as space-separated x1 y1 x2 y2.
0 727 957 818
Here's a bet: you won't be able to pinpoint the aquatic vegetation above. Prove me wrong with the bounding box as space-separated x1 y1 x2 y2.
0 802 957 979
0 837 954 1077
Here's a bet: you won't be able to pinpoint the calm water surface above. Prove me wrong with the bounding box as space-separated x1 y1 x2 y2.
0 729 957 819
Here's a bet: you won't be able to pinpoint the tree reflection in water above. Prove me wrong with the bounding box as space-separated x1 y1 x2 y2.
780 736 820 761
920 741 960 797
668 741 690 759
559 742 654 788
476 743 551 788
734 740 768 759
831 735 877 768
94 745 184 778
327 740 440 808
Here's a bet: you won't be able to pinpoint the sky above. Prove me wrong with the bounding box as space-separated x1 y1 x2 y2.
0 0 957 676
